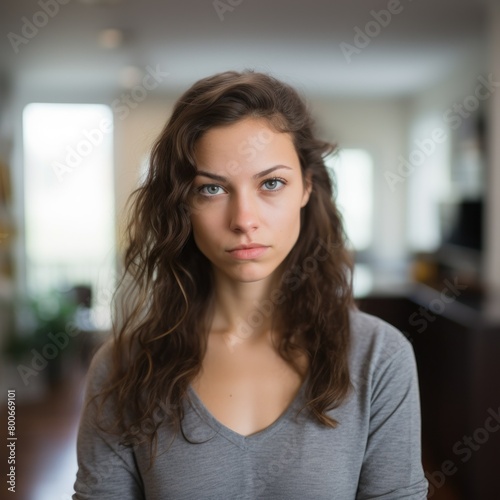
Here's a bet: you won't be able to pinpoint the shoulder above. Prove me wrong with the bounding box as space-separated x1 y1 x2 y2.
344 312 428 497
348 307 411 355
347 307 415 383
78 337 127 432
83 338 117 402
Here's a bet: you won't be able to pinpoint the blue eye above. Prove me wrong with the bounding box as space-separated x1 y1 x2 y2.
198 184 223 196
262 177 286 191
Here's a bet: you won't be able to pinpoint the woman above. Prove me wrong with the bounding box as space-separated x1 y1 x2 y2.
73 70 429 499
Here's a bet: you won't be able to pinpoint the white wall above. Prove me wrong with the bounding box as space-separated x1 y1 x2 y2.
311 97 410 267
113 97 175 254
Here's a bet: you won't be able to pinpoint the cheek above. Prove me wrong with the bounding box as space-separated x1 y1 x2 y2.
271 200 303 241
190 211 222 249
190 216 208 244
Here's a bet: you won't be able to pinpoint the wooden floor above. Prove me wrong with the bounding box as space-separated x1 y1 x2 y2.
0 365 87 500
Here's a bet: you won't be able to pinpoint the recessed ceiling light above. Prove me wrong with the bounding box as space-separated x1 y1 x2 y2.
98 29 124 49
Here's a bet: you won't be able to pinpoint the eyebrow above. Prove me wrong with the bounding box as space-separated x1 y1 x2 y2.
194 165 292 182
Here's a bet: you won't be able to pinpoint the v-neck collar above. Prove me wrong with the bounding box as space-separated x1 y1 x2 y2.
186 375 309 450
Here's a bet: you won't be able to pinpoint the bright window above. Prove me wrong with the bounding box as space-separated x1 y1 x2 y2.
23 103 116 329
325 148 374 250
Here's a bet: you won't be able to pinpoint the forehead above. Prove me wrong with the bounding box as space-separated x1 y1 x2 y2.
198 116 275 139
194 117 300 174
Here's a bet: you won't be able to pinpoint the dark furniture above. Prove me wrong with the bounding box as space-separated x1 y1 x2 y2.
357 283 500 500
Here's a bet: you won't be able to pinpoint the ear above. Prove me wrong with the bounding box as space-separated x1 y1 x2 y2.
301 170 313 208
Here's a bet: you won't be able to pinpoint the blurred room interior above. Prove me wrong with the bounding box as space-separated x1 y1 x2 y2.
0 0 499 498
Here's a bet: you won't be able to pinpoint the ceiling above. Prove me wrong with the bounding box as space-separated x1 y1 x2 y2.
0 0 490 99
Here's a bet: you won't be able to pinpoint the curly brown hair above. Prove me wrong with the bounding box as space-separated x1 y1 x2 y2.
93 69 355 465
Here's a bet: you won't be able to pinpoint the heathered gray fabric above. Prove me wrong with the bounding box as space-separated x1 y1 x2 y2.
73 309 429 499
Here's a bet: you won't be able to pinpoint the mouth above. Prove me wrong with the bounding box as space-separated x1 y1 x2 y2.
228 243 267 251
226 244 269 260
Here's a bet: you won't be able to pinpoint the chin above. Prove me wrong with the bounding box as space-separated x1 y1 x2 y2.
226 264 277 283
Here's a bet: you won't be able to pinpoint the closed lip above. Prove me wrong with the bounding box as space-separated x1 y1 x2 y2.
227 243 268 252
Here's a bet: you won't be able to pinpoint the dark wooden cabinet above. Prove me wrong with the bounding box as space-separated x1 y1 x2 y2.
357 286 500 500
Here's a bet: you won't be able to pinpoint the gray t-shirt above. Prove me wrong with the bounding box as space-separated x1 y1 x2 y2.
72 309 429 499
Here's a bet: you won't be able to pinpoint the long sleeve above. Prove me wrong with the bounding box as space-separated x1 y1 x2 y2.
72 342 144 499
356 338 429 499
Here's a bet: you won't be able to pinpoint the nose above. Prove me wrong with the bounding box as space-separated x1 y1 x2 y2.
229 191 259 233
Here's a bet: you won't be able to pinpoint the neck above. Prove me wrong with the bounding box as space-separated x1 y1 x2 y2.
206 271 283 345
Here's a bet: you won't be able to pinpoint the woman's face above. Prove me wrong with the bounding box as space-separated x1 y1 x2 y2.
189 116 312 284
